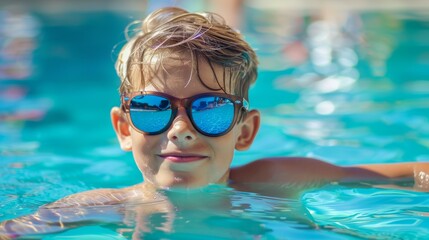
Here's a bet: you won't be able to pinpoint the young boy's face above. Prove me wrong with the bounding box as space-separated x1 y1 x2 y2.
111 53 260 189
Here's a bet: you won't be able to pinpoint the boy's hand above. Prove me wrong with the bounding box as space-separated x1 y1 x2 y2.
414 163 429 190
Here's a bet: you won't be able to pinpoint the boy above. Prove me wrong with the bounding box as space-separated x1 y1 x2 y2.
1 6 428 238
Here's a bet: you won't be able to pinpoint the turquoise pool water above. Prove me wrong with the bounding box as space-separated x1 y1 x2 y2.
1 4 429 240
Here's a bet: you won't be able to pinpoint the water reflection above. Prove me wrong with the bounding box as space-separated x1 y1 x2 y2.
248 8 429 164
303 186 429 239
0 8 47 157
0 8 39 80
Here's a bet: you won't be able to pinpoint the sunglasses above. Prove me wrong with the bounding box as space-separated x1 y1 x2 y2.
121 91 249 137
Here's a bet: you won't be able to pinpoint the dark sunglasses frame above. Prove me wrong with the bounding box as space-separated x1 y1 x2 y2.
121 91 249 137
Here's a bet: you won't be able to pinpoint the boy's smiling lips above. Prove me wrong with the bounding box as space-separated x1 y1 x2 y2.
157 152 208 163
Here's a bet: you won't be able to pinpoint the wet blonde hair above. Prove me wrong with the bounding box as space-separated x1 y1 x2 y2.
115 7 258 101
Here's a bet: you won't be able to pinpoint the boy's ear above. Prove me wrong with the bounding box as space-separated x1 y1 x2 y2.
111 107 132 151
235 110 260 151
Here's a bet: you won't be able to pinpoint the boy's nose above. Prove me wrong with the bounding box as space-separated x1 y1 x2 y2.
167 108 197 143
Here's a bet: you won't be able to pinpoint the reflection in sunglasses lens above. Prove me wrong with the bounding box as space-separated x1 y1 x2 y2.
130 95 172 133
192 97 234 135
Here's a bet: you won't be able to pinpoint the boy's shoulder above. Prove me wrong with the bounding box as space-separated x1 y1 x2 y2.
229 157 349 189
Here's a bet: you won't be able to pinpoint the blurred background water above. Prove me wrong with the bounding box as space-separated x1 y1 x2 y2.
1 0 429 239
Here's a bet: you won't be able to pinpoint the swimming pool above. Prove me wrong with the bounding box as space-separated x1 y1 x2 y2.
1 2 429 239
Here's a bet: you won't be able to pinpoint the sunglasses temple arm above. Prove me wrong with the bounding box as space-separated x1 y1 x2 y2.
243 99 250 110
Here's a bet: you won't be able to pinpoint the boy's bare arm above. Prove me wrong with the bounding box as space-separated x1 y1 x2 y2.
230 157 429 190
0 187 143 238
348 162 429 189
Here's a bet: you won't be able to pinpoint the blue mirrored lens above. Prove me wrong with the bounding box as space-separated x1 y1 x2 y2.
191 96 234 135
129 95 172 133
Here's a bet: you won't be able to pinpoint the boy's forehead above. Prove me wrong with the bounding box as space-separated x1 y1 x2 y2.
150 52 193 79
131 51 234 94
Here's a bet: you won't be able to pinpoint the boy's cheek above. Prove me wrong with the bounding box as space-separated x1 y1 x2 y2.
130 135 160 152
